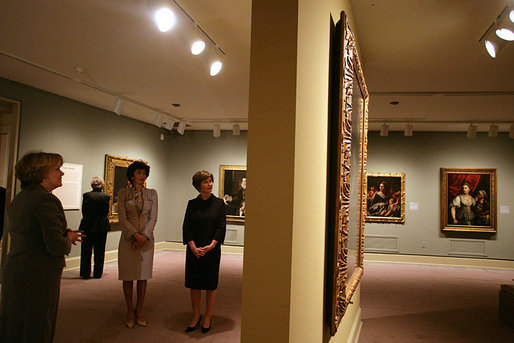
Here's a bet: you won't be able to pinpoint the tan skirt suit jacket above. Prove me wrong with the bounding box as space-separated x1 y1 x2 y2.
117 187 158 280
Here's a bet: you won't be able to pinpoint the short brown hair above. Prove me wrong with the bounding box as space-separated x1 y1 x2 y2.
16 152 63 189
192 170 214 192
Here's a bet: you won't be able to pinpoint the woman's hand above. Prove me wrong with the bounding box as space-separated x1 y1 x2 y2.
188 241 205 258
198 241 217 255
67 229 85 245
133 233 148 244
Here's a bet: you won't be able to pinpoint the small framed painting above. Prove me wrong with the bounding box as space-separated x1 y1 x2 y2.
365 172 405 223
219 165 246 223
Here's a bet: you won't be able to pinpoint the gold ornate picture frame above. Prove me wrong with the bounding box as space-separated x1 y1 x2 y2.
104 154 145 224
219 165 246 223
440 168 496 233
326 11 369 335
365 173 405 223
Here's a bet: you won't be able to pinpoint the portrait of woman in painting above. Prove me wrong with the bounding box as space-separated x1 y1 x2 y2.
367 181 390 216
450 181 476 225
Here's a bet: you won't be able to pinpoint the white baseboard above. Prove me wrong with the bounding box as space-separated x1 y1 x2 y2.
348 307 362 343
65 241 244 271
364 252 514 270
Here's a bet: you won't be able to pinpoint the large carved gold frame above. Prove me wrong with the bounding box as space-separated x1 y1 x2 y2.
104 154 144 223
440 168 497 233
326 11 369 335
365 172 406 224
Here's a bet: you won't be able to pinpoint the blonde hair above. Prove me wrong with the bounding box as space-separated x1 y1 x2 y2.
16 151 63 189
192 170 214 192
91 176 105 190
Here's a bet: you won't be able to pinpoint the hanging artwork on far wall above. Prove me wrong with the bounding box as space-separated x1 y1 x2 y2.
219 165 246 223
440 168 497 233
104 154 146 224
365 172 405 223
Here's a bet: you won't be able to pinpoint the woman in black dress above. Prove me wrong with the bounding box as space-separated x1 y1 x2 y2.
183 170 226 333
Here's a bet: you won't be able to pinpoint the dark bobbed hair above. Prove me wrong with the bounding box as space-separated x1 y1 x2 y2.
127 161 150 185
460 180 472 192
15 151 63 189
192 170 214 192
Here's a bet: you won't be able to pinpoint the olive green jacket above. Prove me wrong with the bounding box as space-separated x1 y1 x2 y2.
4 184 71 273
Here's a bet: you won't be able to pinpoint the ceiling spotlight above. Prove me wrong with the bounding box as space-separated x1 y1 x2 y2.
113 97 123 115
404 123 413 137
467 124 477 139
154 7 176 32
380 123 389 137
488 124 499 137
191 40 206 55
154 113 163 127
233 123 241 136
177 121 186 135
496 28 514 41
210 61 223 76
495 5 514 41
213 124 221 138
484 32 506 58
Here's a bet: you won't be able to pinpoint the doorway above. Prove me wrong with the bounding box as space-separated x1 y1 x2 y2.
0 96 20 272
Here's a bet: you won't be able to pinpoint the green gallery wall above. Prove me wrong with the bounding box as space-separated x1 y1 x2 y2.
2 77 512 263
0 77 247 258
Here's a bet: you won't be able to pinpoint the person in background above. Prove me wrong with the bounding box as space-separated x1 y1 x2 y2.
117 161 158 329
79 176 111 279
0 151 83 343
183 170 226 334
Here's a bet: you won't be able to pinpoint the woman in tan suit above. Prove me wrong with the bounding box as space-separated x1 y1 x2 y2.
0 152 82 342
117 161 158 328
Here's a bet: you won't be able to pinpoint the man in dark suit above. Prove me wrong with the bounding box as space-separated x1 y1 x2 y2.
79 176 110 279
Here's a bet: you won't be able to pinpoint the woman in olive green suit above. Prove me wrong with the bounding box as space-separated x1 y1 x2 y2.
0 152 83 343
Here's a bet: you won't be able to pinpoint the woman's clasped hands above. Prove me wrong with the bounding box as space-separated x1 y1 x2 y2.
132 232 148 248
190 242 216 259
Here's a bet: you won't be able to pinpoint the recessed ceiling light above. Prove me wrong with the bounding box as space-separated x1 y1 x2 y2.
389 101 400 105
172 103 181 107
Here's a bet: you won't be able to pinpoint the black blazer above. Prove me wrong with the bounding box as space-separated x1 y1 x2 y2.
79 189 110 233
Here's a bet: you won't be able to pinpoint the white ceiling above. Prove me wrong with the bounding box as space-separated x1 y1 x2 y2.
0 0 513 133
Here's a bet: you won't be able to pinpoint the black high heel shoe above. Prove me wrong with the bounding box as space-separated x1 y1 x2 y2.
185 315 202 332
201 319 211 334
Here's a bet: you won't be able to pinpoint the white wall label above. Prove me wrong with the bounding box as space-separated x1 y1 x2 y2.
500 205 510 214
409 202 419 211
53 163 83 210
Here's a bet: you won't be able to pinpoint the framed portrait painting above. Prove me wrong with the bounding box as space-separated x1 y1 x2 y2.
219 165 246 223
440 168 496 233
104 154 146 224
365 173 405 223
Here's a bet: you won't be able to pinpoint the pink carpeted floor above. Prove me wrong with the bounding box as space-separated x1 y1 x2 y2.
358 262 514 343
55 251 513 342
57 250 242 343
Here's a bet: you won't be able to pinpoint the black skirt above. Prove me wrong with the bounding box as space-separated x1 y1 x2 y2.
185 245 221 290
